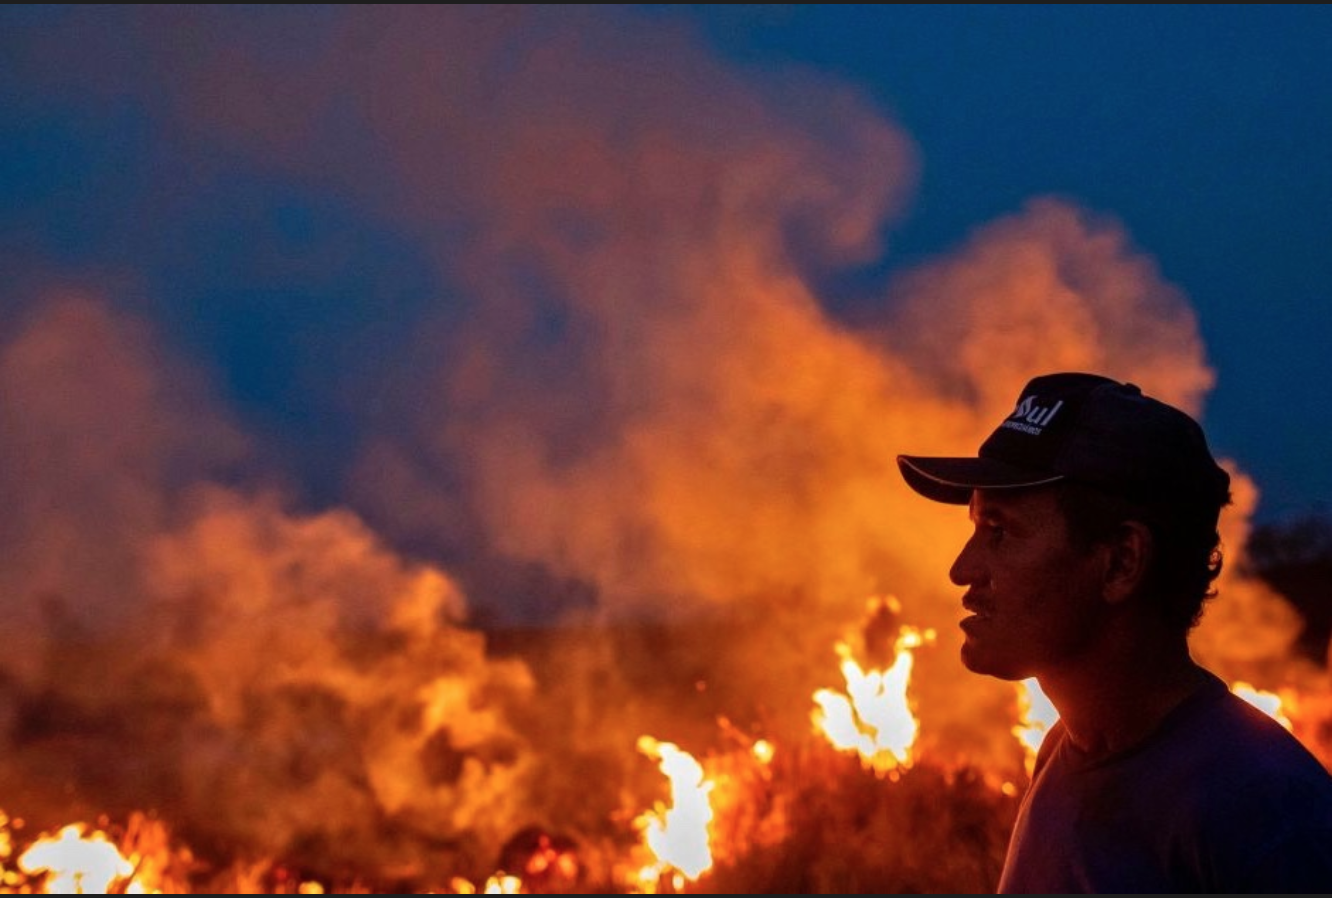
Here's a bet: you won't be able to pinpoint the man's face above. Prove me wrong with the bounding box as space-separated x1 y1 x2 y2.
948 486 1108 681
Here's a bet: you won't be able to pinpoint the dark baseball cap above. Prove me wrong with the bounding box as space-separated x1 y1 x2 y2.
897 372 1231 506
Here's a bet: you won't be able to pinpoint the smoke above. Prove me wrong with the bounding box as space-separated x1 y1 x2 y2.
138 485 537 879
877 198 1216 417
0 294 247 682
1194 465 1308 676
0 294 539 879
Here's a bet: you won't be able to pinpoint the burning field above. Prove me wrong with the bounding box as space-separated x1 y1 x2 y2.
2 6 1331 894
0 556 1323 896
0 591 1028 894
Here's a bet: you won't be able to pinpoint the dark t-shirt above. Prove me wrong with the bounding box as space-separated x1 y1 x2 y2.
998 671 1332 893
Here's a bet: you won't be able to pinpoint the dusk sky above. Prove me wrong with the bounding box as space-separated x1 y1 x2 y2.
2 4 1330 628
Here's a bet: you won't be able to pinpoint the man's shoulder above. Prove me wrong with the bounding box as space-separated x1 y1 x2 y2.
1171 675 1332 797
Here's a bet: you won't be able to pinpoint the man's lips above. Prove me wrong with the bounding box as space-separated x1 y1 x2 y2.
960 594 993 635
961 592 992 617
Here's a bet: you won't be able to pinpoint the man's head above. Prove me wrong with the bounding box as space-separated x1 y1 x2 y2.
897 372 1232 679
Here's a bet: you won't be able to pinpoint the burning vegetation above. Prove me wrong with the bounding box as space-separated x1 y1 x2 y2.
0 613 1011 894
0 586 1316 895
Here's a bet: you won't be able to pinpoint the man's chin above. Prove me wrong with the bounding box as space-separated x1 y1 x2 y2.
960 643 1026 681
959 642 990 674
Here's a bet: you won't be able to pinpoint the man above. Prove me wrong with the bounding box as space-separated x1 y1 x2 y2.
897 371 1332 893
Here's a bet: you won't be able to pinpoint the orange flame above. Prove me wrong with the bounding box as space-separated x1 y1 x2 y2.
632 736 715 891
447 873 523 894
1231 681 1294 731
1012 677 1059 775
812 624 935 776
483 874 524 894
13 822 143 895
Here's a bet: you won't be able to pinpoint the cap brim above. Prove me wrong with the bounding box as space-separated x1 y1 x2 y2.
896 455 1065 505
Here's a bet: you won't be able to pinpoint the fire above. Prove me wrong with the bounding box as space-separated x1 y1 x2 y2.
1012 677 1059 774
632 736 715 892
2 602 1318 895
0 811 341 895
447 872 526 894
812 623 936 777
3 816 156 895
1231 681 1294 731
1011 679 1298 766
478 874 522 894
0 808 535 896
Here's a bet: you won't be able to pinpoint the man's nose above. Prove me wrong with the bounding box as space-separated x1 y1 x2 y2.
949 536 979 587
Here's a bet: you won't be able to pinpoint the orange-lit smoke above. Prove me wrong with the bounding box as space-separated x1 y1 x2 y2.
0 296 540 882
0 296 247 684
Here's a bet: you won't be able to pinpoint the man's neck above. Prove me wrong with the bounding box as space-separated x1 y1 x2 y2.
1037 628 1207 760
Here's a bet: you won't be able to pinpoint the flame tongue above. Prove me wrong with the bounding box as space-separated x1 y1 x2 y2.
812 617 936 776
18 824 135 894
1013 677 1059 774
632 736 715 891
1232 681 1294 730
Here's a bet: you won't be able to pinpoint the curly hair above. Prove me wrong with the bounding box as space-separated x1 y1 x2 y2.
1054 480 1231 633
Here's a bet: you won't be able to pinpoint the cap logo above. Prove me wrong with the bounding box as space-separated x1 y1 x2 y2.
1002 395 1063 436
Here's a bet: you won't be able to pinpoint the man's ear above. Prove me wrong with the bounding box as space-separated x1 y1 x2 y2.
1103 521 1153 604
